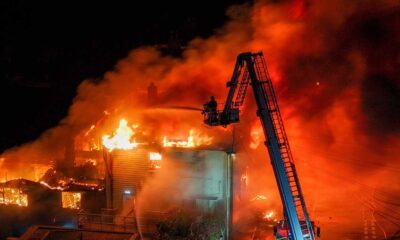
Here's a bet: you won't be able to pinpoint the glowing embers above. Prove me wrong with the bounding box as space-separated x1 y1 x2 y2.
163 129 212 148
40 181 66 191
62 192 82 209
149 152 162 169
102 119 138 152
0 188 28 207
81 124 101 151
263 210 275 220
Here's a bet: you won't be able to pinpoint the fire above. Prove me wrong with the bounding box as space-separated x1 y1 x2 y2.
149 152 162 161
0 188 28 207
263 210 275 220
40 181 66 191
102 119 138 152
33 164 51 182
84 124 96 136
62 192 81 209
163 136 193 148
163 129 212 148
149 152 162 169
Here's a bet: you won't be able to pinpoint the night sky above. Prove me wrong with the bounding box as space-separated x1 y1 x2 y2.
0 0 246 152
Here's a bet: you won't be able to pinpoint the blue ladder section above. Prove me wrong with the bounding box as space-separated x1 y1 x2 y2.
251 53 314 240
234 69 250 107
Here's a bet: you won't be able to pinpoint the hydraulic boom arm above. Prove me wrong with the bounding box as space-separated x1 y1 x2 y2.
203 52 315 240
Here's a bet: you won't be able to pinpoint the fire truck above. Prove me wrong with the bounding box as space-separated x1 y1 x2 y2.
202 52 319 240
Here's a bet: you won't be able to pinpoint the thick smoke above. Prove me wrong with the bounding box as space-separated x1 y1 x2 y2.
1 0 399 238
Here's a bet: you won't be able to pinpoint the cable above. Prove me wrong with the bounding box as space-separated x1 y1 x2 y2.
369 207 388 239
357 195 400 229
374 196 400 208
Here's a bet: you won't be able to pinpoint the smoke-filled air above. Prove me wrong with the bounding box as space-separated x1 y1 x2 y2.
1 0 399 239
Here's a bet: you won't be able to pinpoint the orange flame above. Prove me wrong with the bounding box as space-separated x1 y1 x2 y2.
102 119 138 152
40 181 66 191
163 129 212 148
62 192 81 209
263 210 275 220
84 124 96 136
149 152 162 161
0 188 28 207
149 152 162 169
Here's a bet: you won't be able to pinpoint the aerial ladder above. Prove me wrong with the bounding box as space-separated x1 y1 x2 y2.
202 52 316 240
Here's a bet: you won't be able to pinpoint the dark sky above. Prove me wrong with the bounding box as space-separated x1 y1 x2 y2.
0 0 246 152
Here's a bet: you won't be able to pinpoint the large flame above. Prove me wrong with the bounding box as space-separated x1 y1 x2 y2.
0 0 399 238
102 119 138 152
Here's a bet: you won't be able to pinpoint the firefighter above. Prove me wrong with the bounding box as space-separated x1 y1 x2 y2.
207 96 217 112
203 96 218 124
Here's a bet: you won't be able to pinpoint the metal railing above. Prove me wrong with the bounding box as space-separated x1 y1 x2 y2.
77 211 138 233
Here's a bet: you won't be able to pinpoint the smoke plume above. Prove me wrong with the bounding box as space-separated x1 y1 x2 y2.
1 0 399 238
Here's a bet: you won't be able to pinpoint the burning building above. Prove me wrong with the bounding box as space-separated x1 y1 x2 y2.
1 0 400 239
95 117 234 238
0 179 29 207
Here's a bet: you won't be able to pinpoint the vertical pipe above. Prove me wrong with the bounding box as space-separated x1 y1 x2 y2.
226 153 234 240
